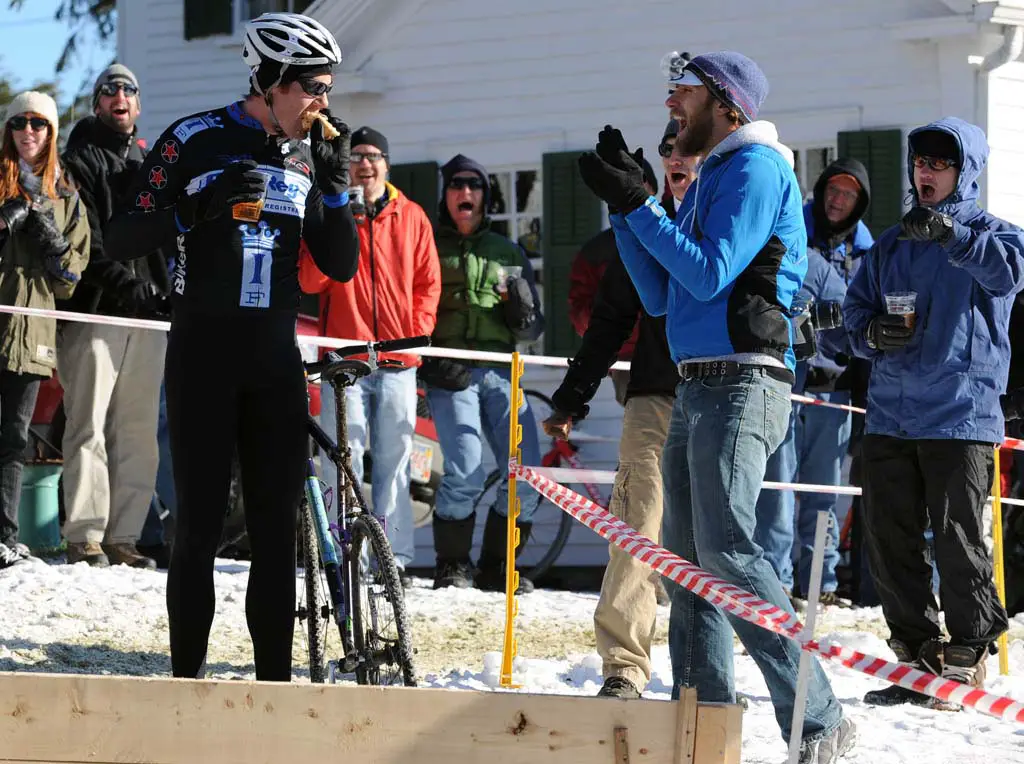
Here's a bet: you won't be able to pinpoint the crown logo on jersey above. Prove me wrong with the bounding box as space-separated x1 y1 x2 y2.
237 220 281 251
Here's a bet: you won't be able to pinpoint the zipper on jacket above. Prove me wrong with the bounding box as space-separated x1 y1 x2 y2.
368 217 379 339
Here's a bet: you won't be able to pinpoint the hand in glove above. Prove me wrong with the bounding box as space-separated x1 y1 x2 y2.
115 278 155 314
309 109 352 197
177 160 266 229
897 207 956 246
541 411 574 441
577 149 649 215
866 314 914 352
23 208 70 258
0 199 29 233
502 276 536 330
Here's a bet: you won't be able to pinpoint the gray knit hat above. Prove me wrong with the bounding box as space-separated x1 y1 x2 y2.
92 64 140 109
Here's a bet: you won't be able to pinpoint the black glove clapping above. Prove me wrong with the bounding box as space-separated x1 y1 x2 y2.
23 208 70 258
502 277 536 330
867 314 914 352
898 207 955 245
177 160 266 229
0 199 29 233
310 109 352 197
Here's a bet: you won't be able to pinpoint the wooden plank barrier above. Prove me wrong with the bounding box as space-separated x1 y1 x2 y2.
0 672 741 764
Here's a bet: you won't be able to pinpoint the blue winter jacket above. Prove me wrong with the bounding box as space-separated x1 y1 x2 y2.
843 117 1024 444
795 249 849 390
612 121 807 373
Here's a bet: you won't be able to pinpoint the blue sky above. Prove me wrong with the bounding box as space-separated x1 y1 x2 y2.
0 0 115 105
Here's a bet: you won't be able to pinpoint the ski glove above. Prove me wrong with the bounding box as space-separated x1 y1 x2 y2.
898 207 956 246
866 314 914 352
502 277 536 331
577 149 649 215
0 199 29 233
176 160 266 230
23 208 70 258
310 109 352 197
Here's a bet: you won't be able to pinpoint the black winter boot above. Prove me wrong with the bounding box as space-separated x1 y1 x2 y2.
432 513 475 589
475 508 534 593
863 638 943 706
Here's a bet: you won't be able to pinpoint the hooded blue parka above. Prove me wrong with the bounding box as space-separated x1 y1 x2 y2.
843 117 1024 444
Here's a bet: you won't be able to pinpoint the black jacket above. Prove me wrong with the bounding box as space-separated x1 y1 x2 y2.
552 223 678 419
60 116 170 317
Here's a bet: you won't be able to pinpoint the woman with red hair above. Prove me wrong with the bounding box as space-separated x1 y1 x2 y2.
0 91 90 567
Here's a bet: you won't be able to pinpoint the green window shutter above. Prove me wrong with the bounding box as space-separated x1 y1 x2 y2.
184 0 233 40
837 129 905 238
542 151 603 356
388 161 440 228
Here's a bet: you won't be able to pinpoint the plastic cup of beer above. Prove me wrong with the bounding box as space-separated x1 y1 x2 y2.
884 291 917 328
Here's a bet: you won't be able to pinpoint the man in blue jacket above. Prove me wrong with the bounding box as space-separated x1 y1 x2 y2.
844 118 1022 707
755 160 874 607
577 51 853 763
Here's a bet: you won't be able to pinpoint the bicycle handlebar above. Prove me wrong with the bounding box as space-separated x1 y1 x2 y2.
304 335 431 377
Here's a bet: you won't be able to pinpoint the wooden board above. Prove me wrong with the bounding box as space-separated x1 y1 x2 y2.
0 672 742 764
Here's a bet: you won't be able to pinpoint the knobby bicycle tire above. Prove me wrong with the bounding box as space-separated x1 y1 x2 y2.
298 499 330 683
351 513 416 687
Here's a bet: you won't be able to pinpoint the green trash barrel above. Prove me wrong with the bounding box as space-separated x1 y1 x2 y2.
17 462 62 553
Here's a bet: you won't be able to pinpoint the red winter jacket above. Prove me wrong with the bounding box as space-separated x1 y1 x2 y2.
567 228 638 361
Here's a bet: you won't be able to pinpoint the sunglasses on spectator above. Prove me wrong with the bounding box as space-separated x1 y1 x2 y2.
448 177 485 191
912 155 957 172
658 140 676 158
350 151 387 164
98 82 138 97
7 116 48 132
298 79 332 98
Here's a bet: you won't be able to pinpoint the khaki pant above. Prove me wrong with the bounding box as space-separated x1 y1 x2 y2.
58 323 166 545
594 394 673 689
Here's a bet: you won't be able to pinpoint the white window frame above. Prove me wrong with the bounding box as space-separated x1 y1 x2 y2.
484 165 543 258
790 143 838 201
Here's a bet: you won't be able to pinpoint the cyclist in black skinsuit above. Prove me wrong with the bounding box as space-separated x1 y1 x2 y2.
105 12 359 681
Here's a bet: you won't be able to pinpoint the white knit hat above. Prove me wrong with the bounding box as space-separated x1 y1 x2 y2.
3 90 59 135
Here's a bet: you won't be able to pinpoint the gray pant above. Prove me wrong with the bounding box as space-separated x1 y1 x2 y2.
58 323 166 545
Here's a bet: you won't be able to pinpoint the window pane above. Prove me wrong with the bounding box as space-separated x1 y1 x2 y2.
515 170 540 214
806 147 833 192
517 217 542 257
294 0 313 11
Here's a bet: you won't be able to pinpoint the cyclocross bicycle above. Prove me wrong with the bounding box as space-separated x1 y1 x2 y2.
296 335 429 686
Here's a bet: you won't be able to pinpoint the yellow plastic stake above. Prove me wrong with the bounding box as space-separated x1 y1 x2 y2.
992 446 1010 676
500 352 525 688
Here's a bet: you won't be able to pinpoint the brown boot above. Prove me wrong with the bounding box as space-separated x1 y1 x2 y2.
931 644 987 711
102 543 157 570
66 542 110 567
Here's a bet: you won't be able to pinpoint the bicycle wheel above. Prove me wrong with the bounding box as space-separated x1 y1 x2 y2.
351 513 416 686
298 499 330 683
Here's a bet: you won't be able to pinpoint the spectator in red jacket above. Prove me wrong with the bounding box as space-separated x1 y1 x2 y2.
300 126 440 581
568 158 657 404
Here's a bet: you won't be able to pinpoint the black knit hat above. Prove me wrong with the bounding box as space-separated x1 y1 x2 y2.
441 153 490 206
350 126 389 158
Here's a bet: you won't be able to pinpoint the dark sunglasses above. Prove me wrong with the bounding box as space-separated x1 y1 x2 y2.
658 140 676 158
7 116 49 132
448 176 485 191
98 82 138 97
912 154 956 172
298 79 332 98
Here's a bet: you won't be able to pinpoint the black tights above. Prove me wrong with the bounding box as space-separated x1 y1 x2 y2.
165 315 307 681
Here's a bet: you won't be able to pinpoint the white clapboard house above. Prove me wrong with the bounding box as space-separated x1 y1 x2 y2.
118 0 1024 570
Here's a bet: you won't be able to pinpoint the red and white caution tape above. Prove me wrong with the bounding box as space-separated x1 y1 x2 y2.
526 466 1024 507
513 461 1024 724
791 393 866 415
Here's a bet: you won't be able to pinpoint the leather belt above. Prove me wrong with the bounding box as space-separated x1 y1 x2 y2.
677 360 793 385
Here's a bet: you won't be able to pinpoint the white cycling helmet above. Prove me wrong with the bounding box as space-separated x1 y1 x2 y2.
243 12 342 94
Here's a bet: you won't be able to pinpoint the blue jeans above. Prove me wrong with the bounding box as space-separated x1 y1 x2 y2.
140 381 176 547
427 366 541 523
319 367 417 569
662 369 843 744
755 389 851 594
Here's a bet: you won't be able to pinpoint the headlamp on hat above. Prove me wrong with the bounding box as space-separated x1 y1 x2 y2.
662 51 699 89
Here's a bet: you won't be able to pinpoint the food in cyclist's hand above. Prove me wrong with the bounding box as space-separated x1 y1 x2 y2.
302 110 340 139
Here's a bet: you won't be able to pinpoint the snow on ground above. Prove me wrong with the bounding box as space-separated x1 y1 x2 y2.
3 557 1024 763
